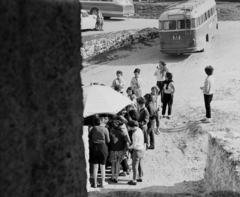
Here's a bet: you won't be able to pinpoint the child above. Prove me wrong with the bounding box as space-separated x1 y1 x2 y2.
161 72 175 119
112 70 125 94
95 9 104 31
200 66 214 123
151 86 161 112
127 120 145 185
130 68 143 98
126 87 137 108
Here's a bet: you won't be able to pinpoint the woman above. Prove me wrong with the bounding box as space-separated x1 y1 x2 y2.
154 60 169 105
108 118 130 183
89 115 110 188
130 68 143 98
162 72 175 119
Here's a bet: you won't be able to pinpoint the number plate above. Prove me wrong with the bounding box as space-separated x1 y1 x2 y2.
173 35 181 40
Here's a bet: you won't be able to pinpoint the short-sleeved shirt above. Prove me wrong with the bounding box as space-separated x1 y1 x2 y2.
90 126 110 144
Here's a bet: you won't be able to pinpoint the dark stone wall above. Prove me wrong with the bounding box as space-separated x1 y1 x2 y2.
0 0 87 197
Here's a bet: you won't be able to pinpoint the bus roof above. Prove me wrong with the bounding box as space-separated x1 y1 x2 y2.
159 0 216 20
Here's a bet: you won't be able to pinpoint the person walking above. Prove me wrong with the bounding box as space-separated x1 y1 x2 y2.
89 115 110 188
200 66 214 123
130 68 143 98
161 72 175 119
112 70 125 94
154 60 169 106
127 120 145 185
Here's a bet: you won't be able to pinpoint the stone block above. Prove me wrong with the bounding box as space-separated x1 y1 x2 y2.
205 131 240 193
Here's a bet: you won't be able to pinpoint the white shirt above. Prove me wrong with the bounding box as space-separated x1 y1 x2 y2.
154 65 168 81
129 127 144 150
203 75 214 95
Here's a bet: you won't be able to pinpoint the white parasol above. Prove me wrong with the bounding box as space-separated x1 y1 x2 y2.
83 85 131 118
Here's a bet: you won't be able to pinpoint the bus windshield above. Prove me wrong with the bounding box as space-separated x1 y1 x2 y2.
177 20 191 29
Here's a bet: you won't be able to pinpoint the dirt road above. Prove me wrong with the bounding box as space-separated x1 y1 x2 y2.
82 21 240 196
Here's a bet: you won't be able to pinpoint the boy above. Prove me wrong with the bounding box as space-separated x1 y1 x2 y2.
200 66 214 123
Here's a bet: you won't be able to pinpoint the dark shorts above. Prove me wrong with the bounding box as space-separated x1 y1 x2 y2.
90 143 108 165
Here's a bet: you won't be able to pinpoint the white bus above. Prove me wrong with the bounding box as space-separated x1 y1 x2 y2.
159 0 218 54
80 0 134 19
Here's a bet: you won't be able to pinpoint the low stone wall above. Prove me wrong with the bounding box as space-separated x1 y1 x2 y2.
133 3 166 19
205 131 240 193
81 28 159 60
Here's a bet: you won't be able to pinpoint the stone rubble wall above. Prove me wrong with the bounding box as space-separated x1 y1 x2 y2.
205 131 240 193
133 3 166 19
81 28 159 60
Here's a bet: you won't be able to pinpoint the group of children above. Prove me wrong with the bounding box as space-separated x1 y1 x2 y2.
111 61 175 119
86 60 214 188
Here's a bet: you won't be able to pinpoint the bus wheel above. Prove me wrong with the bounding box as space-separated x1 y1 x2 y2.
90 8 98 16
104 17 111 20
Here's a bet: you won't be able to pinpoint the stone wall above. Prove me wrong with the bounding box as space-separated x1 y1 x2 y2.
0 0 87 197
133 3 166 19
205 132 240 193
81 28 159 60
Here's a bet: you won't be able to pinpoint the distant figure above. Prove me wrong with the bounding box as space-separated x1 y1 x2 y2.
112 70 125 94
130 68 143 98
154 60 169 106
200 66 214 123
162 72 175 119
95 9 104 31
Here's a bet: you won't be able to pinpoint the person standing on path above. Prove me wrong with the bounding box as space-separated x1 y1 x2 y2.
154 60 169 105
200 66 214 123
144 93 159 150
127 120 145 185
162 72 175 119
136 97 149 150
89 115 110 188
130 68 143 98
112 70 125 94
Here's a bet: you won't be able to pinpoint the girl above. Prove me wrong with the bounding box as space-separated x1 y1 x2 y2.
130 68 143 98
108 118 130 183
126 87 137 109
162 72 175 119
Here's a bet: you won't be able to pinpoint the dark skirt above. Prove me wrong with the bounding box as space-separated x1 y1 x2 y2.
90 143 108 165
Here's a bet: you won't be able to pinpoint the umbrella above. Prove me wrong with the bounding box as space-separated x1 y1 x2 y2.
83 85 132 118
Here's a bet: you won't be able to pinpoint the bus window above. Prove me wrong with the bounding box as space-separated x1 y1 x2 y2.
205 12 208 20
163 21 176 30
198 17 201 26
159 21 162 30
208 10 211 18
191 19 197 28
177 20 191 29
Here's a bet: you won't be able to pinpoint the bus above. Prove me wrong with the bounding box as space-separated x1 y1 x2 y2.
80 0 134 19
159 0 218 54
